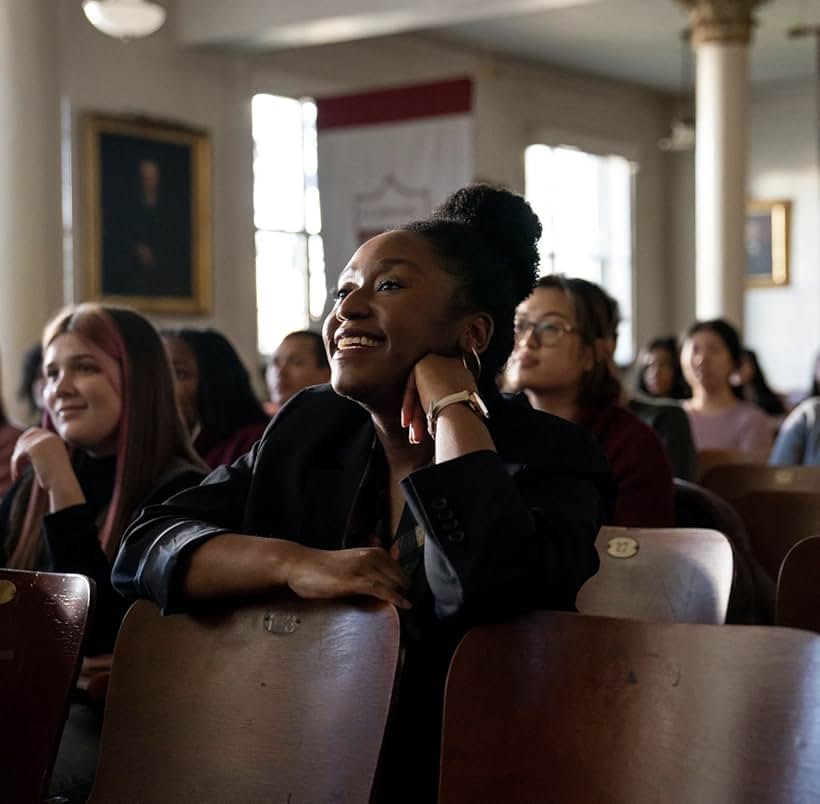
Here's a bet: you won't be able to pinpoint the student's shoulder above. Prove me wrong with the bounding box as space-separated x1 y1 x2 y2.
493 393 610 474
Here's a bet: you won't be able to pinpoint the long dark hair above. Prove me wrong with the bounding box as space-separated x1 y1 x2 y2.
636 336 690 400
684 318 744 398
739 349 785 415
402 184 541 391
7 304 203 568
534 275 622 410
163 329 268 439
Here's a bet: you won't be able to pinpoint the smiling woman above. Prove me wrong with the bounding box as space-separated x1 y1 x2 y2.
112 184 614 802
0 304 206 652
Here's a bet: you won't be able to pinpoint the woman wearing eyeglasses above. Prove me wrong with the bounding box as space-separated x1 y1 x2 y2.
508 275 675 527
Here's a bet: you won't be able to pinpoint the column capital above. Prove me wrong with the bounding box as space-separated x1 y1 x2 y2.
677 0 768 46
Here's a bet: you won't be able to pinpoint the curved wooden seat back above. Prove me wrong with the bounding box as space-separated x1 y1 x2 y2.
439 611 820 804
701 464 820 504
733 491 820 584
695 448 766 482
90 595 400 804
673 479 773 623
776 535 820 632
576 526 733 624
0 569 94 803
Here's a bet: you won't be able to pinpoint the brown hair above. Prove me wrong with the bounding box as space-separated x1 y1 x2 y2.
534 275 621 409
6 304 204 568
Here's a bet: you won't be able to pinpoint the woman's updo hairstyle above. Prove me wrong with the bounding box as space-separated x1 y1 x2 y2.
402 183 541 388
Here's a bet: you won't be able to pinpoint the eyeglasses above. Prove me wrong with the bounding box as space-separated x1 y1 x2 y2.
514 316 578 347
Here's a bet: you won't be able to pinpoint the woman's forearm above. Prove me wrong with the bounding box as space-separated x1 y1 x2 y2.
180 533 298 602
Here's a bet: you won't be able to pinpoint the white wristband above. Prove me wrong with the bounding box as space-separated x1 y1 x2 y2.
426 390 489 438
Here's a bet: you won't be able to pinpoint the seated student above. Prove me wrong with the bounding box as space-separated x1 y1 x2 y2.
507 275 675 527
163 329 270 469
264 329 331 415
1 304 205 802
681 319 773 455
0 382 22 498
1 305 206 650
113 184 613 803
736 348 786 417
770 397 820 465
16 342 45 425
597 299 695 480
636 336 691 400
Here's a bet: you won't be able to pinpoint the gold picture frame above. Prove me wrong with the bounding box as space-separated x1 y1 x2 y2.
745 199 791 288
84 113 212 313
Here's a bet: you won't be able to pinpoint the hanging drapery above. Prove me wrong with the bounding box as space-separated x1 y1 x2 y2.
316 78 474 314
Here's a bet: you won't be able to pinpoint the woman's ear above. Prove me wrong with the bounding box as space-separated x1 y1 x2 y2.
458 313 494 355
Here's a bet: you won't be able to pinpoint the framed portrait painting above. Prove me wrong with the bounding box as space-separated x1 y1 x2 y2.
745 199 791 288
84 114 212 313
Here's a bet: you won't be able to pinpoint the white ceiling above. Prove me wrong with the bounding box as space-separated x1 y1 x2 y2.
430 0 819 90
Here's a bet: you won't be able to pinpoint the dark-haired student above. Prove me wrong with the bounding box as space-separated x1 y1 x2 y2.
508 275 675 527
163 329 270 469
265 330 331 415
114 184 613 803
681 319 772 454
0 390 22 498
636 336 691 401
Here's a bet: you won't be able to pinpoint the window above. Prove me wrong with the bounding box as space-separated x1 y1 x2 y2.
525 144 635 364
252 94 325 355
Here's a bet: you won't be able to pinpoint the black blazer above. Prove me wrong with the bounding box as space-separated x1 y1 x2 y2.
114 384 613 626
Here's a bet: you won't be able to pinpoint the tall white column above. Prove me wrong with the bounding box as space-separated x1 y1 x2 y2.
678 0 767 327
0 0 63 423
694 41 748 324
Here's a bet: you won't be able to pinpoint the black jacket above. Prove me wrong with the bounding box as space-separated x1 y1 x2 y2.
114 385 612 624
113 385 613 802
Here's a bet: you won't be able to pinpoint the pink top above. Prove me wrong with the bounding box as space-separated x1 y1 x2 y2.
683 401 773 454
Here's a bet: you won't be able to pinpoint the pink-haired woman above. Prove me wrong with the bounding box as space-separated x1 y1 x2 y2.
1 304 205 655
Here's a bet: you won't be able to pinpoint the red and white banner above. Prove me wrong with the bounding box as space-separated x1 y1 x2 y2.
316 78 474 307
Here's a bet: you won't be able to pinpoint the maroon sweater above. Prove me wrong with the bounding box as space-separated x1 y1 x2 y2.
194 420 269 470
577 404 675 528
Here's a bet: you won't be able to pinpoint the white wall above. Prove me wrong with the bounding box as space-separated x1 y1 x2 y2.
250 34 674 356
59 0 258 378
746 77 820 393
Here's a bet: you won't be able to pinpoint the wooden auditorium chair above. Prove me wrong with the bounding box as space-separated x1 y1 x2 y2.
576 526 733 624
732 490 820 585
694 448 767 482
439 611 820 804
776 535 820 633
0 569 95 804
89 594 400 803
673 478 773 623
700 463 820 504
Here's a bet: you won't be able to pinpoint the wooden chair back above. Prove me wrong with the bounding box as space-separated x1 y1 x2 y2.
776 535 820 633
700 463 820 503
695 448 766 482
439 611 820 804
733 490 820 584
576 526 732 624
673 478 773 623
0 569 94 803
90 595 401 803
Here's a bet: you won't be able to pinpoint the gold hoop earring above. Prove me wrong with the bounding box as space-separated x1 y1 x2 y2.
462 345 482 381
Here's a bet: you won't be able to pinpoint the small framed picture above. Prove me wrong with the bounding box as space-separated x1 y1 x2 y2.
745 199 791 288
83 113 212 313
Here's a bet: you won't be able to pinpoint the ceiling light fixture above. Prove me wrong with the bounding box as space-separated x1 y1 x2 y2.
82 0 167 41
659 28 696 153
